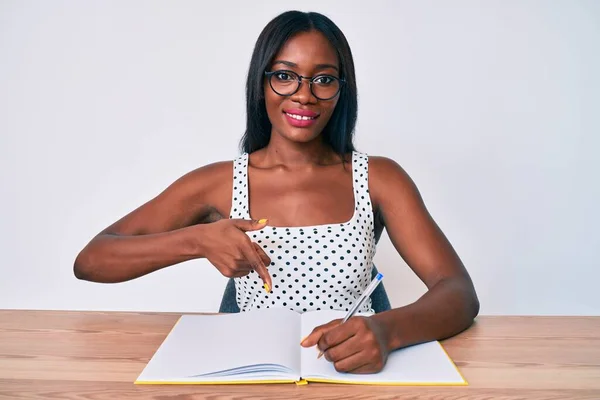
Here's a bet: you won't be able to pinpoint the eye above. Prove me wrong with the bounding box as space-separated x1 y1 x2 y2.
313 75 336 85
274 71 295 81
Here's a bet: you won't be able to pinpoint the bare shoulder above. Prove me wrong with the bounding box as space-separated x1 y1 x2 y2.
368 155 421 208
157 158 237 216
98 159 235 236
173 159 233 196
368 155 408 177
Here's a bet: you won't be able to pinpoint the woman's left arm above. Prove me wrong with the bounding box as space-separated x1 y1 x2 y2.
302 156 479 373
368 156 480 351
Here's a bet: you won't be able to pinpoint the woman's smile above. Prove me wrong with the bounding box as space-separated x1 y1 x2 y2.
283 108 320 127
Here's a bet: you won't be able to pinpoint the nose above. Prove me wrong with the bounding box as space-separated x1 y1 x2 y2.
291 77 317 105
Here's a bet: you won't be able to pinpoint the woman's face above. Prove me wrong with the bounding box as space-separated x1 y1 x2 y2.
264 30 340 145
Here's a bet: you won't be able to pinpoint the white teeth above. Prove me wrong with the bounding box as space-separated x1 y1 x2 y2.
286 113 316 121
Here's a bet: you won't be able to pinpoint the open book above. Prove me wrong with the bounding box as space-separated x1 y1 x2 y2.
135 308 467 385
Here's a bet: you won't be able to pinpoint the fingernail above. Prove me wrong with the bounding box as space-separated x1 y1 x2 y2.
300 335 308 345
258 218 268 224
317 350 324 359
263 283 270 293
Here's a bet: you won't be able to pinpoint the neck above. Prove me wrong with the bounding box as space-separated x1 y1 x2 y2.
260 133 339 167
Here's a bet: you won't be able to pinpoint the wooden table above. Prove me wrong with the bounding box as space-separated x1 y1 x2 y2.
0 310 599 399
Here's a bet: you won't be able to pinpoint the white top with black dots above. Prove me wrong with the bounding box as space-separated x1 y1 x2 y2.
229 151 377 314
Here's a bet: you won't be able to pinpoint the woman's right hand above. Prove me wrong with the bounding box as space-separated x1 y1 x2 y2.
194 218 272 291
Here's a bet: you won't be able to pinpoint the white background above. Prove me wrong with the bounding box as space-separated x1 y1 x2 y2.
1 0 598 315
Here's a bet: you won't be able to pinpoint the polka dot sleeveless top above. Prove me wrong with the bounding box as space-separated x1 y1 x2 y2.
229 151 377 314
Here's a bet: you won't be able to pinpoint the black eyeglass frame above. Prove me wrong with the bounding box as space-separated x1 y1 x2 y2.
264 70 346 101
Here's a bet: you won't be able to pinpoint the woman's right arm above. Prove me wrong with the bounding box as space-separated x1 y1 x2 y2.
73 161 271 285
73 225 203 283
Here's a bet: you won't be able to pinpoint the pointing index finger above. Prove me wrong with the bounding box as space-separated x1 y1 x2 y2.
242 242 272 292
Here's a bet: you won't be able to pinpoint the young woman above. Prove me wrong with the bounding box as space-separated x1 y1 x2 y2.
74 10 479 374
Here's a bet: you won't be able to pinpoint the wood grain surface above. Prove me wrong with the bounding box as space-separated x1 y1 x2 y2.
1 310 599 399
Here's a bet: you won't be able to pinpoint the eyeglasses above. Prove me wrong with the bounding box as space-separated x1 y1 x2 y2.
264 70 345 101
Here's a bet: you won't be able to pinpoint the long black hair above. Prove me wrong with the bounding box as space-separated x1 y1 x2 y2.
240 11 358 156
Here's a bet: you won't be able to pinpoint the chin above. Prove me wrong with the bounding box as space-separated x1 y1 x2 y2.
282 128 321 143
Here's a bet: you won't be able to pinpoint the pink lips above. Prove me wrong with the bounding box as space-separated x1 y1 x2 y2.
283 108 319 128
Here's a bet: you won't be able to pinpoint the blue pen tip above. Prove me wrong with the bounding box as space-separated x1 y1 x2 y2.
376 273 383 280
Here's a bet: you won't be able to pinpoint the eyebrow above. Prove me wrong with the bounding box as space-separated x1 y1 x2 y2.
272 60 339 72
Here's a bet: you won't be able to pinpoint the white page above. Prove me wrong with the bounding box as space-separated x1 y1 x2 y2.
137 308 302 383
299 311 465 385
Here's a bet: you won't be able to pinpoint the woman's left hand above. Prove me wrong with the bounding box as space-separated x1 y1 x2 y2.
300 316 390 373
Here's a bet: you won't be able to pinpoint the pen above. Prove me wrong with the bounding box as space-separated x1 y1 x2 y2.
317 272 384 359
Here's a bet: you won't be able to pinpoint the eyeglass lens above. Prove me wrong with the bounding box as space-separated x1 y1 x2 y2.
269 71 340 100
